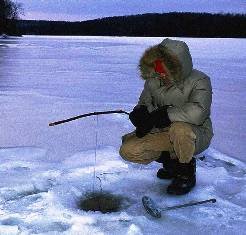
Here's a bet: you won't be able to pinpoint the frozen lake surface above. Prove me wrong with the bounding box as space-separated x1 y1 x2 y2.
0 36 245 234
0 36 245 162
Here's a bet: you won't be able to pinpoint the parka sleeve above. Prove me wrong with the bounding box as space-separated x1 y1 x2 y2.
137 80 155 112
167 77 212 125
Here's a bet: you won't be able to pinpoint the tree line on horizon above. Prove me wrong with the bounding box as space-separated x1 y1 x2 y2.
17 12 246 38
0 0 23 35
1 7 246 37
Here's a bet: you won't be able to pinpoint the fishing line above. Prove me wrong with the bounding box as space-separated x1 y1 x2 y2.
93 115 99 193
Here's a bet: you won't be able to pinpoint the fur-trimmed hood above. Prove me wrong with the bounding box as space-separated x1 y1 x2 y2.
139 38 193 84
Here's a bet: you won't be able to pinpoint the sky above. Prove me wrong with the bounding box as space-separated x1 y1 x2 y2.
18 0 246 22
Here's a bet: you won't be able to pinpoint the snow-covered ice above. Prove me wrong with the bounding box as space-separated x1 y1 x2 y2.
0 36 245 234
0 146 245 234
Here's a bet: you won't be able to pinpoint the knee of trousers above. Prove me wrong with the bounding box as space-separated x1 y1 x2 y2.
119 141 142 162
168 122 196 163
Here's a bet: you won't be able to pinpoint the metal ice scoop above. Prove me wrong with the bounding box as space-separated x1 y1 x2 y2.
142 196 216 218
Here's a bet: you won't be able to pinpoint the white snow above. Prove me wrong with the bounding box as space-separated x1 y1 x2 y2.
0 36 245 234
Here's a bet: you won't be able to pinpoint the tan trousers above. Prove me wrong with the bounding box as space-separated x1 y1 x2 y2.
119 122 197 164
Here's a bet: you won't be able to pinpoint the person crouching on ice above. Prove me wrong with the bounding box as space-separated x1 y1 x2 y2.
119 38 213 195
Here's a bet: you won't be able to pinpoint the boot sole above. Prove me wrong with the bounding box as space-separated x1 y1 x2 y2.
166 182 196 195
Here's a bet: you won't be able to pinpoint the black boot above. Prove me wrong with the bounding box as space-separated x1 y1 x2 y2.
167 157 196 195
156 151 178 179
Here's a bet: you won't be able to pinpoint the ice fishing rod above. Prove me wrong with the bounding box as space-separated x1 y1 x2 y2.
49 110 130 126
142 196 216 218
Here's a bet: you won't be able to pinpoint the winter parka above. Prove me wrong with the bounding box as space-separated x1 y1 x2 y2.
137 38 214 154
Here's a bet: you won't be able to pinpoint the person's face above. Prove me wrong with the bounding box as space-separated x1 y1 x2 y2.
154 59 171 80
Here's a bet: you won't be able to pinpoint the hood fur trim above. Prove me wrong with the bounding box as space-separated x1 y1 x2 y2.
138 44 182 83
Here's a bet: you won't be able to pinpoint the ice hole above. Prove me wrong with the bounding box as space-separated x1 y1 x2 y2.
78 191 128 213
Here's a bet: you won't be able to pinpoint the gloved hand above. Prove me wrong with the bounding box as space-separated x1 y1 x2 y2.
150 106 171 128
129 105 149 127
129 105 154 138
135 125 152 138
